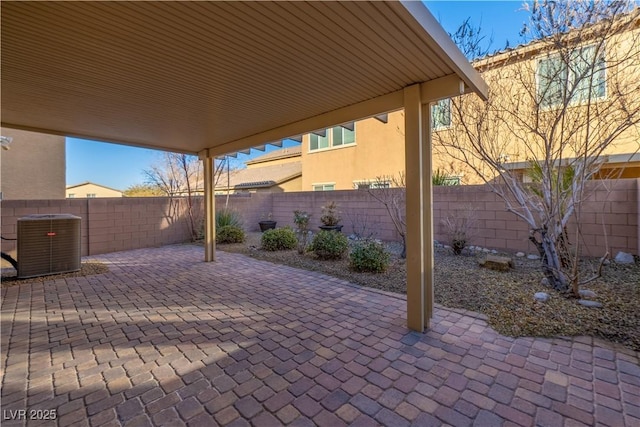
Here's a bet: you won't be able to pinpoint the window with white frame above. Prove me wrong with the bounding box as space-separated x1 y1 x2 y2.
309 124 355 151
431 98 451 130
68 193 75 198
537 44 606 108
312 183 335 191
87 193 96 198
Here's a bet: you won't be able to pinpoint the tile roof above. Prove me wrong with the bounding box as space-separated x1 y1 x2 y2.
216 161 301 190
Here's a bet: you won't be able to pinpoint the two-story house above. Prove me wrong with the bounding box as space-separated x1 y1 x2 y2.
0 128 66 200
295 10 640 189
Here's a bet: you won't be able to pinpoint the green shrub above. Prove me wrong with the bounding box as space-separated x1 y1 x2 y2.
216 208 243 229
216 225 245 244
310 230 348 260
350 240 390 273
261 227 297 251
198 209 243 240
432 169 459 186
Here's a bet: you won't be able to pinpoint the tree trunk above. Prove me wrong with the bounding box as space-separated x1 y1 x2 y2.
530 229 569 291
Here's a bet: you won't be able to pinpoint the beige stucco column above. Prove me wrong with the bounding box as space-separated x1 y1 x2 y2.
404 84 434 332
201 152 216 262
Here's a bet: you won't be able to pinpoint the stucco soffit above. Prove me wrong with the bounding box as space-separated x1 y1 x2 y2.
207 89 405 157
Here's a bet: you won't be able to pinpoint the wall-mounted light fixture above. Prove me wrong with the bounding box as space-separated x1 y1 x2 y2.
1 136 14 150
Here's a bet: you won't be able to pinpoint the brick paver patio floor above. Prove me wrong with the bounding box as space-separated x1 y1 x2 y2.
1 245 639 427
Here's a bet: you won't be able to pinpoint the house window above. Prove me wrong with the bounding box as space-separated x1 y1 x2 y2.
310 132 329 151
87 193 96 198
537 44 606 108
431 98 451 130
312 183 335 191
68 193 75 198
309 124 355 151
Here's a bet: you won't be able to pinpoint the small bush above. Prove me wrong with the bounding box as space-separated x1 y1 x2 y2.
293 210 312 254
441 207 477 255
261 227 297 251
310 230 348 260
320 201 341 226
216 208 243 229
350 240 390 273
216 225 245 244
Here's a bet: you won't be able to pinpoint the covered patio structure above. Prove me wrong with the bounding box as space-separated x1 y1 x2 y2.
1 1 487 332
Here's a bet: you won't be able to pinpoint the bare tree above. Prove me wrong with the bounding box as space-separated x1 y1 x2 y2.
145 153 204 241
123 183 165 197
449 16 494 60
434 1 640 294
145 153 234 241
367 174 407 258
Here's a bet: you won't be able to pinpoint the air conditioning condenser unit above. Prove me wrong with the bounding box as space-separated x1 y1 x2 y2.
17 214 81 279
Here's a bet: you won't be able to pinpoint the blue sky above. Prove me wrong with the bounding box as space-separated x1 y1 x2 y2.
66 1 529 191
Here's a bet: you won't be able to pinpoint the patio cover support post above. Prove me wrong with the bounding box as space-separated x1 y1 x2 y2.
404 84 434 332
201 152 216 262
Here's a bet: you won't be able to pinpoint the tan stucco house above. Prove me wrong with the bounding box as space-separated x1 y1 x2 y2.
295 12 640 189
66 182 123 198
0 128 66 200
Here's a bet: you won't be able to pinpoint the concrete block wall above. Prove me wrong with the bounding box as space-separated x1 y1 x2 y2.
2 179 637 263
431 180 639 256
216 193 273 232
1 197 203 260
433 185 534 253
569 178 639 257
271 190 402 241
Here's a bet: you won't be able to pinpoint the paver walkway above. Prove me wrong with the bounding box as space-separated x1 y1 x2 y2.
1 245 638 427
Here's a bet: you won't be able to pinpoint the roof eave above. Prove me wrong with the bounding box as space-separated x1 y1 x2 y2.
398 1 488 101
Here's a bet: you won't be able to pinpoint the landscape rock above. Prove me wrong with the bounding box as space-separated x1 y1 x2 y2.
614 252 635 264
578 300 603 308
527 254 540 260
491 249 498 254
482 248 490 253
534 292 549 302
516 252 525 257
579 289 597 298
479 255 514 272
540 278 550 287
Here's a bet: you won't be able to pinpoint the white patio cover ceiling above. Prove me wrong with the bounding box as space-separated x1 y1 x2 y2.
1 1 487 156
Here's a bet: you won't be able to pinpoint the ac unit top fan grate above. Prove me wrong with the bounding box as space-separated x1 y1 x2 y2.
17 214 81 279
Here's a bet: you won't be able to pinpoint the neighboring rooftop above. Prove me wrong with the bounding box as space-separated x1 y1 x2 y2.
246 146 302 166
66 181 122 192
216 161 302 190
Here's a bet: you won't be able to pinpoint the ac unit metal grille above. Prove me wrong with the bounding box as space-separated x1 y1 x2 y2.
17 214 81 279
